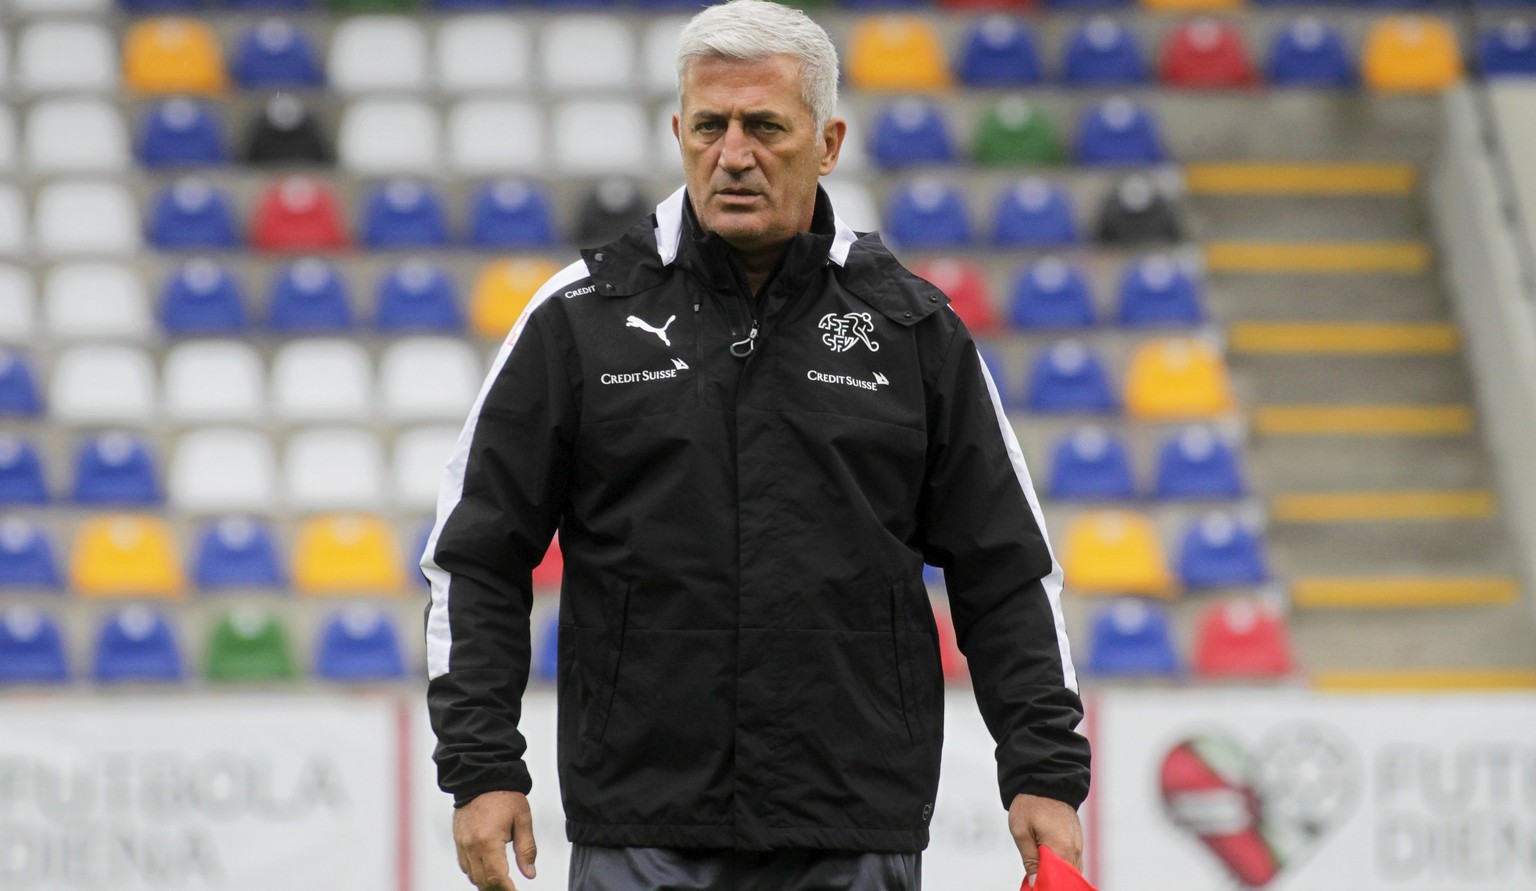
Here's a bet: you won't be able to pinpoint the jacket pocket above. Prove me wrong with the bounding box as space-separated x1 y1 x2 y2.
889 584 918 746
559 579 632 768
890 583 943 753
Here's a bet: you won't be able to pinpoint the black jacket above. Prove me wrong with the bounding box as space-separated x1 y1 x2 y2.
423 187 1089 853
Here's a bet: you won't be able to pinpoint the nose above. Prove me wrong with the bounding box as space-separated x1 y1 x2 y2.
717 120 756 175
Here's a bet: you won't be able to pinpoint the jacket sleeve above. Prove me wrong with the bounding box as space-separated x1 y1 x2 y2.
917 320 1091 810
421 298 578 808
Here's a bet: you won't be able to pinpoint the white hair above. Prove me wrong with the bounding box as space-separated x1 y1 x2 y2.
675 0 840 131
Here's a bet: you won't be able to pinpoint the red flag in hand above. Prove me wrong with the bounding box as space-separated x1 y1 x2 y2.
1022 845 1098 891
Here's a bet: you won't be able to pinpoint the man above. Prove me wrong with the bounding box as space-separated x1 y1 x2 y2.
423 2 1090 889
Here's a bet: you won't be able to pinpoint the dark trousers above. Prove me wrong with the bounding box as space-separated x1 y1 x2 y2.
569 844 922 891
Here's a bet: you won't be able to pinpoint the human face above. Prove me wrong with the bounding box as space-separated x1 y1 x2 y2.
673 54 846 257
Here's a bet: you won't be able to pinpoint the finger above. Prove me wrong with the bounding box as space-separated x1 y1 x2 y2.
512 808 539 880
475 839 516 890
1014 828 1041 877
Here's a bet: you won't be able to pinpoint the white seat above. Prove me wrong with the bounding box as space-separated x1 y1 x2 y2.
822 180 880 233
33 180 139 256
379 337 481 422
392 425 459 510
17 21 116 93
552 100 648 176
270 339 374 423
0 185 26 256
541 16 633 92
445 100 542 175
162 340 265 424
330 17 428 93
169 428 278 514
0 265 35 343
42 263 150 341
833 107 868 173
24 99 129 173
49 344 156 425
642 17 687 94
284 427 387 511
436 17 530 92
11 0 112 13
337 99 439 175
0 108 18 172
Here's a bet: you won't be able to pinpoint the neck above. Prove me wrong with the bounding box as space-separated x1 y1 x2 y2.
730 241 790 297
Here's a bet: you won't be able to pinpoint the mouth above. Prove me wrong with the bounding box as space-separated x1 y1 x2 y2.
716 188 761 200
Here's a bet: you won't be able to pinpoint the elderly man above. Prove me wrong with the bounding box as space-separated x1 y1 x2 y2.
423 2 1091 889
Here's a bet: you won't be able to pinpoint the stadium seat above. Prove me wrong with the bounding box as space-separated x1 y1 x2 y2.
994 179 1079 247
847 16 950 92
542 16 634 92
1009 258 1095 329
138 100 227 168
316 607 407 681
119 0 210 9
1076 98 1166 165
158 261 248 336
1096 176 1184 245
532 536 564 592
0 188 24 258
360 181 450 249
978 346 1012 407
1125 337 1233 419
1085 600 1179 677
285 427 387 511
885 180 972 249
437 16 530 92
376 261 463 332
1116 254 1205 325
445 100 542 176
328 0 416 10
642 17 687 94
1144 0 1239 9
1062 17 1149 86
148 179 242 250
470 258 562 339
24 100 130 173
1361 16 1464 92
957 16 1042 86
337 99 439 175
93 607 184 684
266 259 353 331
0 436 47 505
292 514 404 594
1178 512 1268 588
1192 600 1293 678
0 519 61 590
163 340 265 423
380 338 481 422
71 433 162 506
245 95 333 166
469 180 557 248
17 22 118 93
17 0 110 12
0 609 68 684
252 178 348 252
1481 20 1536 77
205 607 295 682
123 18 227 96
229 0 321 8
271 338 372 422
1159 18 1258 88
393 425 458 509
0 268 33 344
1048 427 1137 500
1154 427 1245 499
0 350 42 418
533 615 559 682
931 604 967 682
168 428 277 513
552 101 649 176
870 101 956 169
1061 509 1172 596
43 264 151 341
49 345 156 425
972 98 1065 166
34 181 140 256
71 514 183 598
1268 17 1356 88
329 16 428 92
1025 340 1118 413
910 259 998 332
574 179 650 247
193 518 284 590
231 19 324 88
820 181 879 232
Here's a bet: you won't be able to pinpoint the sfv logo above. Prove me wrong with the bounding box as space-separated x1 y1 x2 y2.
819 312 880 353
627 314 676 347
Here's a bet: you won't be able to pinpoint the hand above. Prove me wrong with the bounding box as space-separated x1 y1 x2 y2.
453 791 538 890
1008 792 1083 879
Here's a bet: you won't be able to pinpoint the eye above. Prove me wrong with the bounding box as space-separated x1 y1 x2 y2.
693 119 723 134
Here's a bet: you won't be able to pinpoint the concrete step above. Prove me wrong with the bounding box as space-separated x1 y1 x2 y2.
1191 196 1425 242
1232 354 1473 403
1292 575 1521 609
1229 321 1459 355
1251 438 1491 492
1296 607 1536 672
1270 489 1496 523
1209 275 1449 323
1311 668 1536 690
1253 404 1472 436
1205 241 1430 274
1267 522 1516 577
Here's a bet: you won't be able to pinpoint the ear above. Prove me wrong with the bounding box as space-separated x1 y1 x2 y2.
671 112 682 145
818 117 847 177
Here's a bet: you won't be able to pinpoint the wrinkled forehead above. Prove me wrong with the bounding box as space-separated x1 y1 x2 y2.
678 53 811 117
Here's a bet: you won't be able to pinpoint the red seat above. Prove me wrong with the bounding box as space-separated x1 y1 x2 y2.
1192 600 1294 678
933 603 968 683
251 176 349 252
911 258 999 333
531 535 563 593
1159 19 1257 89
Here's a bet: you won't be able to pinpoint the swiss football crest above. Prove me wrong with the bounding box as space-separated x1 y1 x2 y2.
818 312 880 353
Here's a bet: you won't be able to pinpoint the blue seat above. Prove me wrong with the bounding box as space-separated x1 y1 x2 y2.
1268 18 1356 87
1025 340 1118 413
72 433 161 506
1086 601 1179 678
361 181 451 250
0 519 61 590
1062 17 1149 86
316 608 407 681
1482 21 1536 76
193 517 284 590
1010 259 1096 329
922 564 944 589
226 0 316 8
1154 427 1245 500
994 179 1079 247
1076 98 1165 166
0 351 42 418
1046 0 1132 8
232 19 324 89
431 0 514 7
1116 255 1206 326
120 0 209 9
0 609 68 685
534 614 560 682
1178 513 1268 589
93 607 185 684
1048 427 1136 500
957 17 1043 86
267 260 353 333
870 101 956 169
148 180 242 250
138 100 227 169
0 436 47 505
377 261 464 333
885 180 972 249
977 346 1012 408
841 0 927 7
469 181 558 248
160 261 249 335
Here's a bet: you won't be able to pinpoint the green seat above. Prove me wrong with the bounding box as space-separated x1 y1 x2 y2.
326 0 416 12
205 608 295 682
972 97 1065 166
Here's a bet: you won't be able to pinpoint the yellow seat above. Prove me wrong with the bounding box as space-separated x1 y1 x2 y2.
292 514 404 595
470 258 562 340
846 16 950 93
71 515 184 599
1143 0 1241 11
1125 337 1234 420
1362 16 1463 93
124 18 227 96
1061 510 1172 597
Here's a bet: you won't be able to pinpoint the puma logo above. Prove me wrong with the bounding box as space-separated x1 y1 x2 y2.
626 314 677 347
